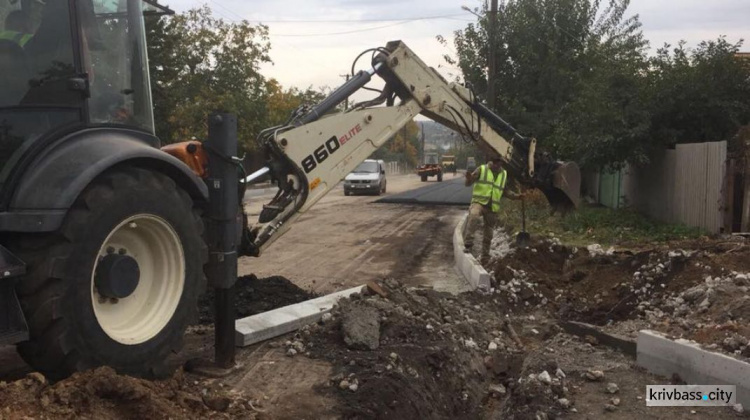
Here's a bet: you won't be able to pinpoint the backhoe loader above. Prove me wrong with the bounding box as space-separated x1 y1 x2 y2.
0 0 579 379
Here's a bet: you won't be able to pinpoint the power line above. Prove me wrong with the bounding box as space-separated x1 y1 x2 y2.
248 13 467 23
201 1 467 25
272 20 410 37
193 1 345 75
208 0 245 22
272 17 458 37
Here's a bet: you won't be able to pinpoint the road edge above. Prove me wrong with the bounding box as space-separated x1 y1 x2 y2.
453 212 491 290
637 330 750 408
234 285 366 347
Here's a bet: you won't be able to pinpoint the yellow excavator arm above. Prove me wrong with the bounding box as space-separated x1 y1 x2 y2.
242 41 580 256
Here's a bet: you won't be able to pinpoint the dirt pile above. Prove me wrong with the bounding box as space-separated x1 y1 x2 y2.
0 367 257 419
280 279 583 419
197 274 316 324
486 234 750 359
278 275 745 419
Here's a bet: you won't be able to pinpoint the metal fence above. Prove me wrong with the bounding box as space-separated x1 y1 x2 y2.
384 161 413 175
583 141 727 233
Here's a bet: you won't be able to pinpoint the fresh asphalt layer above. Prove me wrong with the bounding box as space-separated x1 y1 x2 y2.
375 176 471 206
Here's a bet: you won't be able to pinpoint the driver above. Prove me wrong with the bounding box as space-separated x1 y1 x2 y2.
1 10 33 46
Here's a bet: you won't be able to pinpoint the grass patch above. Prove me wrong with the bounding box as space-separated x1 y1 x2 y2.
497 191 705 247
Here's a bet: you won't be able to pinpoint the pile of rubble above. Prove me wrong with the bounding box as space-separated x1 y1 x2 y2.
0 367 258 419
482 231 750 363
269 272 745 419
292 279 539 418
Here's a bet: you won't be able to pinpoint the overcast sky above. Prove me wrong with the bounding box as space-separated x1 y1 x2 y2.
164 0 748 95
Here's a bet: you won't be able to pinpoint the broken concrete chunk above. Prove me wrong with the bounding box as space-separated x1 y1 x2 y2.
488 383 506 396
682 286 705 303
605 382 619 394
25 372 46 385
341 306 381 350
584 370 605 381
538 371 552 385
698 297 711 309
464 338 478 349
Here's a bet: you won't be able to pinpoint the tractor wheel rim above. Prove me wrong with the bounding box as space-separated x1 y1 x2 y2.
91 214 185 345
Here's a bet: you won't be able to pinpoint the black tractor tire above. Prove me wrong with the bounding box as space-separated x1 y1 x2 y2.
420 175 427 182
437 173 443 182
13 167 206 380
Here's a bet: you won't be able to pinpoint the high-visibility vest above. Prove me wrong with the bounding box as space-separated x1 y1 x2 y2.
471 164 507 212
0 30 32 47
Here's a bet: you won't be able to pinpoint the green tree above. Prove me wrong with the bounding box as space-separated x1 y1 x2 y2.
145 6 271 150
265 79 326 126
371 120 420 167
448 0 649 168
644 38 750 147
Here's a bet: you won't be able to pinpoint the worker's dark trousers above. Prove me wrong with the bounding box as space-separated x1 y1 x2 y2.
463 202 498 260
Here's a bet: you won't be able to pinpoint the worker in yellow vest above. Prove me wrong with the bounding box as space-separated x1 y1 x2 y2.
1 11 33 47
463 156 515 264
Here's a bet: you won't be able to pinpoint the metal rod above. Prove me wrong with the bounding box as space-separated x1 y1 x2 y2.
469 99 522 141
243 166 270 184
487 0 498 110
214 286 235 369
295 64 382 126
205 112 239 369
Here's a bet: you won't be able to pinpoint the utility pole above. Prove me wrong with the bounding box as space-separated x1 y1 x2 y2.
487 0 498 111
420 122 425 165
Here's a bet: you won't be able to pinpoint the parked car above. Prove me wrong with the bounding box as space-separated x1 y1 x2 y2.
344 159 387 196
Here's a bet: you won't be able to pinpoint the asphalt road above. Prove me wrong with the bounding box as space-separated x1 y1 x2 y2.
241 174 469 295
375 174 471 206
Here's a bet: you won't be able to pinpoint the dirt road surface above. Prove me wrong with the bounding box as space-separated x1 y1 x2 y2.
179 174 472 419
241 174 469 294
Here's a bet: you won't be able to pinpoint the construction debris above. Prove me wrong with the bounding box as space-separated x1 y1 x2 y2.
1 230 748 419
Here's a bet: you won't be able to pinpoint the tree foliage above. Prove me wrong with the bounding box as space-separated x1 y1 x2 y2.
146 6 271 150
645 38 750 146
264 79 326 126
449 0 750 169
145 7 352 155
371 120 420 167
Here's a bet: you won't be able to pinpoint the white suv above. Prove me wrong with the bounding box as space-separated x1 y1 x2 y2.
344 159 387 196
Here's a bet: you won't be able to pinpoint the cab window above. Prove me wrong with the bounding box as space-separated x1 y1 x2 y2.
81 0 154 132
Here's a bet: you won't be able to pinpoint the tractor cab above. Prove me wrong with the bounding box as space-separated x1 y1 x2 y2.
0 0 171 201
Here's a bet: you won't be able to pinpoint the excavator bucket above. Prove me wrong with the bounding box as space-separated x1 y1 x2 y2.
539 161 581 214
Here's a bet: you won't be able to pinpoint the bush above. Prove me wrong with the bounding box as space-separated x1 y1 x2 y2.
498 190 704 246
